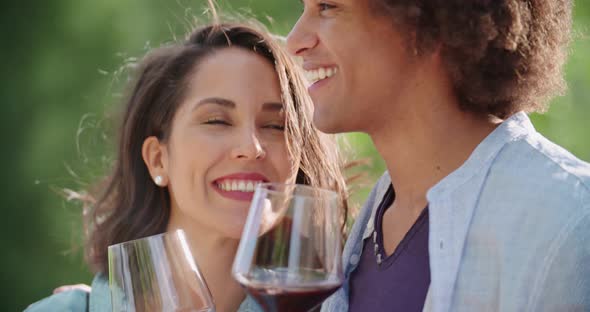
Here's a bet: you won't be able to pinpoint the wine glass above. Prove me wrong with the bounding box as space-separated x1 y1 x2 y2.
108 229 215 312
232 183 343 312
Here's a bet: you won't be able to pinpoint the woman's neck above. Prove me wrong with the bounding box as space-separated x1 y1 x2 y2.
167 211 245 312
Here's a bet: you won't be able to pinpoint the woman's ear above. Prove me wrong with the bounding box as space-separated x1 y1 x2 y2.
142 136 169 187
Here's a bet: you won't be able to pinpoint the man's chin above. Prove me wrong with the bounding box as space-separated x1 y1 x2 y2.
312 110 352 134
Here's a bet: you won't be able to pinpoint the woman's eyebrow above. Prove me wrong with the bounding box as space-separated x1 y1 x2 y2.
193 97 236 111
191 99 283 112
261 102 284 112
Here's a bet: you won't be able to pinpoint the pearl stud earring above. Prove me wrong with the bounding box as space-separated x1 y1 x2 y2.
154 175 163 186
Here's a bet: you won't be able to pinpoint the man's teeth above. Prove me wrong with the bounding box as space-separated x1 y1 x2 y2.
217 180 263 192
304 67 338 84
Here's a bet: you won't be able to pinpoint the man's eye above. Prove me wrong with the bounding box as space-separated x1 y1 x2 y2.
319 2 336 12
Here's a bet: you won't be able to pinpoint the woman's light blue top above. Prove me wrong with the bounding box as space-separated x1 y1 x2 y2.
25 273 262 312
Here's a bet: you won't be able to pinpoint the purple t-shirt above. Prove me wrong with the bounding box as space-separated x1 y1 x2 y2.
349 185 430 311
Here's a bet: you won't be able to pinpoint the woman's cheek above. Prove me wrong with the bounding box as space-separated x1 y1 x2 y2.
270 144 297 183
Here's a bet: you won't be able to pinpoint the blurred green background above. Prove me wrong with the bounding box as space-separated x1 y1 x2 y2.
1 1 588 310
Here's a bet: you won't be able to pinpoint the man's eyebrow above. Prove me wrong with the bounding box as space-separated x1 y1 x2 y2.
192 97 236 110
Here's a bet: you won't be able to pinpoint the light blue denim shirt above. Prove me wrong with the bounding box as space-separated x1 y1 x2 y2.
323 112 590 312
25 273 262 312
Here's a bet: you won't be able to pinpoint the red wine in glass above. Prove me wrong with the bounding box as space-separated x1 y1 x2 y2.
236 268 341 312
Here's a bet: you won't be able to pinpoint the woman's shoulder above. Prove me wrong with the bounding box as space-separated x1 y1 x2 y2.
25 289 90 312
25 274 109 312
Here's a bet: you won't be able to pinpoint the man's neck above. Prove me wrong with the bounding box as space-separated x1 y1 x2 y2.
368 69 499 213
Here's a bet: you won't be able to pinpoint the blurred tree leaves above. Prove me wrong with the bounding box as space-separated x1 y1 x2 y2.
1 1 588 310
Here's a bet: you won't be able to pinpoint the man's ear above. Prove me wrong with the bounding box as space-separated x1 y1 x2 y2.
142 136 169 187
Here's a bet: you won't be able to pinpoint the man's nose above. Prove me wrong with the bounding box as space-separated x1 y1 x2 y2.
286 14 318 56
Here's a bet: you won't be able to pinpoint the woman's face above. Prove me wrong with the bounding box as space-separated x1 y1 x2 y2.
145 47 295 239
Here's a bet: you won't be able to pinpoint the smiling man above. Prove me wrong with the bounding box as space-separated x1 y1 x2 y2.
288 0 590 311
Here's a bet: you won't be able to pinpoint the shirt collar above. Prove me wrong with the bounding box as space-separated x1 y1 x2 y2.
425 112 536 312
427 111 534 200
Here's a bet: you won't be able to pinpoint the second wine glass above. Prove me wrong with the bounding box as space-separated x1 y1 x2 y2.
232 183 343 312
108 229 215 312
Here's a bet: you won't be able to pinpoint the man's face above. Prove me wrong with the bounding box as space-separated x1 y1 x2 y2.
287 0 418 134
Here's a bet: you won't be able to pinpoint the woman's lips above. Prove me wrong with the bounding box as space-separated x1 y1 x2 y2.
213 172 269 202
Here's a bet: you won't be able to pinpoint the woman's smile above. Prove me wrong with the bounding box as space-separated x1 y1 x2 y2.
213 172 269 201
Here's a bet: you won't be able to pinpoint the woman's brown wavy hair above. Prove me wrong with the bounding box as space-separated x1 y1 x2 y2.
370 0 573 119
83 22 348 274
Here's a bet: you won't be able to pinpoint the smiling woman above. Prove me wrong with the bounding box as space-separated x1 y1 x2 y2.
142 46 294 240
25 21 348 312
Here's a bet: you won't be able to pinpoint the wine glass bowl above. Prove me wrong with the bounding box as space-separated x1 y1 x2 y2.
233 183 343 312
108 230 215 312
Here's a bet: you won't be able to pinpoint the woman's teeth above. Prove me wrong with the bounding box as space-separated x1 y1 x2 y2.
304 67 338 84
217 180 263 192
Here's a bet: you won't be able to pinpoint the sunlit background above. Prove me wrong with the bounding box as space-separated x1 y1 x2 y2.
2 1 588 310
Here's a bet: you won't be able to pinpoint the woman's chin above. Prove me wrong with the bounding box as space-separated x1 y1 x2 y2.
220 219 247 240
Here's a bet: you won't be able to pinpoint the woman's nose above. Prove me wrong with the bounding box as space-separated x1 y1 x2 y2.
230 131 266 160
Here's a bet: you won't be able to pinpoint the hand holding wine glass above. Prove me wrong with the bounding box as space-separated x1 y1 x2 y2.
233 183 343 312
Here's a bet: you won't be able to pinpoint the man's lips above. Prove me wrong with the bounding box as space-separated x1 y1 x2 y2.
303 63 339 85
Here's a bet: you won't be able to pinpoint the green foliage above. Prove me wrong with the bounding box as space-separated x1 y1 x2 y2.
1 1 588 310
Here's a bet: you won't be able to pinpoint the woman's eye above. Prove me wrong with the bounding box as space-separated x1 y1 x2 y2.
264 124 285 131
204 118 230 126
